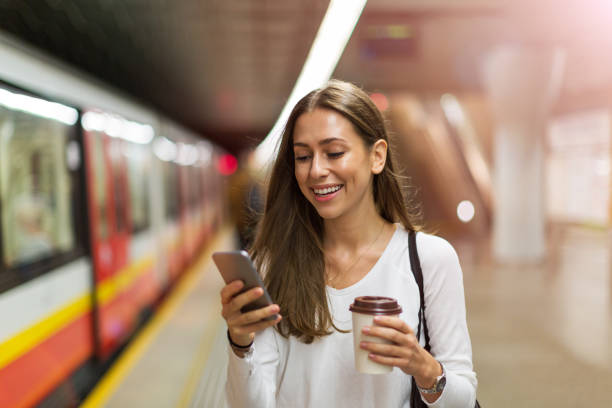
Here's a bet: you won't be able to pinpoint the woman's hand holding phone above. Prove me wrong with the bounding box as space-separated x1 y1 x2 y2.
220 280 282 348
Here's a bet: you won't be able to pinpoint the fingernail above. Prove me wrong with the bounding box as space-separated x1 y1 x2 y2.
362 326 370 334
373 316 381 323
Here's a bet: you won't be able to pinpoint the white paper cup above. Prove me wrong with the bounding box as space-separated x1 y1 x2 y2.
349 296 402 374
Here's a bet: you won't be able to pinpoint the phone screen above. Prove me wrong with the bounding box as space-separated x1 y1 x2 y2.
212 251 277 320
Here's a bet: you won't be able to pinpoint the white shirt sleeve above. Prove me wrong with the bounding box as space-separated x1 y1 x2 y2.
225 327 280 408
417 233 478 408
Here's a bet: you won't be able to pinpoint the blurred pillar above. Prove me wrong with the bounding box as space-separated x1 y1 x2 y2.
483 46 565 262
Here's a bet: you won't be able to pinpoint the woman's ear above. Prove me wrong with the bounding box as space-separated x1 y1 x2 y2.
370 139 388 175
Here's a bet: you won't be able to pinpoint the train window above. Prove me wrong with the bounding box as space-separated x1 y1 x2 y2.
188 167 197 209
163 161 179 219
89 133 110 240
0 104 77 270
193 166 203 208
108 138 128 233
125 142 151 232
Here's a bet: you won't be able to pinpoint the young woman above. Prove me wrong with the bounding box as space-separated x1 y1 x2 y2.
220 80 477 407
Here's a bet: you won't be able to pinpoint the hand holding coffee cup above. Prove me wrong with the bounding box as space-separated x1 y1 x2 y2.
349 296 402 374
351 297 444 390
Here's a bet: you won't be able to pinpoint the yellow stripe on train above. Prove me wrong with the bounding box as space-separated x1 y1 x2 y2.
0 255 154 371
0 294 91 370
97 257 154 305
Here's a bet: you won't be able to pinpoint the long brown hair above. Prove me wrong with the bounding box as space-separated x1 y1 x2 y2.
250 80 418 343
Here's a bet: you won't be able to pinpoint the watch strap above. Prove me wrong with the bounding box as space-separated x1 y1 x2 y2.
416 362 446 394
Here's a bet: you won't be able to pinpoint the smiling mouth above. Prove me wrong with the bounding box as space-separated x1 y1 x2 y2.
312 184 344 196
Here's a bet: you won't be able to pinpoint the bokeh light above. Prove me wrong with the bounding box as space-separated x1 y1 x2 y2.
370 92 389 112
457 200 475 223
218 153 238 175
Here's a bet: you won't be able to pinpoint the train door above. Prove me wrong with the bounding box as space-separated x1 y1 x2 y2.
178 163 191 269
83 123 132 358
108 137 130 273
162 160 181 282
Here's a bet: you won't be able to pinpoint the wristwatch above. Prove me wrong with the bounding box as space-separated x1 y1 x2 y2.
416 362 446 394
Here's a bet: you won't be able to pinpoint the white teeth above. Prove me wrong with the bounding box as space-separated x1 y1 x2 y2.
314 185 342 195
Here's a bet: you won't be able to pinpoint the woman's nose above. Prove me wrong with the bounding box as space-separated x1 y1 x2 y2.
309 154 329 178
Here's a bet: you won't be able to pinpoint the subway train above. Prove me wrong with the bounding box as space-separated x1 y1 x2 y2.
0 37 228 407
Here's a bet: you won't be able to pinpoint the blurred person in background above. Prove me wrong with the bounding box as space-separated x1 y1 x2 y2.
220 80 477 407
228 154 264 250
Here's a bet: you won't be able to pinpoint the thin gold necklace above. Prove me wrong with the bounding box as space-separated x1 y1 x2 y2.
326 221 386 288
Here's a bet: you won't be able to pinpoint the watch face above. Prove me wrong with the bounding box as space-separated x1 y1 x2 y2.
436 375 447 392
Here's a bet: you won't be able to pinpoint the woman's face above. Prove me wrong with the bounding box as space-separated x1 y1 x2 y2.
292 108 385 221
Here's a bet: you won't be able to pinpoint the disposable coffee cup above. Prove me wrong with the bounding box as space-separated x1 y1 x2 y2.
349 296 402 374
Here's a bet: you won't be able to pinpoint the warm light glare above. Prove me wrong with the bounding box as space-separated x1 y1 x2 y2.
457 200 475 223
81 110 106 131
153 136 178 162
153 137 210 167
123 123 154 145
176 143 200 166
370 92 389 111
197 141 213 166
81 111 154 144
255 0 367 166
106 115 123 137
0 88 78 125
596 159 610 175
366 24 413 39
440 93 465 126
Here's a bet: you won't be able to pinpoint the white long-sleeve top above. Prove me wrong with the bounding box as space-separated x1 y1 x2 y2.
226 227 477 408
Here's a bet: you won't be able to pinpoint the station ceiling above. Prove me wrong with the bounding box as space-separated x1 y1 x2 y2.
1 0 610 153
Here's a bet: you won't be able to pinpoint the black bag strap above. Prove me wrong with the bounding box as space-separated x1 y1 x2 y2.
408 230 482 408
408 229 429 408
408 230 430 352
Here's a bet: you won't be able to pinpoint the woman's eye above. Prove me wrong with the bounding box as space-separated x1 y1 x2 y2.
295 155 310 162
328 152 345 159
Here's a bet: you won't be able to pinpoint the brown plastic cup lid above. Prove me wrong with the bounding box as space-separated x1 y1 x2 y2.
349 296 402 315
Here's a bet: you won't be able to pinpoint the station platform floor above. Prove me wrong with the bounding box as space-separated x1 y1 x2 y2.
81 224 612 407
81 228 235 408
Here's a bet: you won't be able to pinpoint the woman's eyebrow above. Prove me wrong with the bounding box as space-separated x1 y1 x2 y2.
293 138 346 147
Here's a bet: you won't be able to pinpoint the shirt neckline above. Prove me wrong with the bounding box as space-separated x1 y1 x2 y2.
326 224 402 296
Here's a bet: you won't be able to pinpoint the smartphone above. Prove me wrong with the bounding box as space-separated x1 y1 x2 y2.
212 250 278 320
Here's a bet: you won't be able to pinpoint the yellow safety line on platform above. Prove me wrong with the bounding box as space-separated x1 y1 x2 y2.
81 227 233 408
